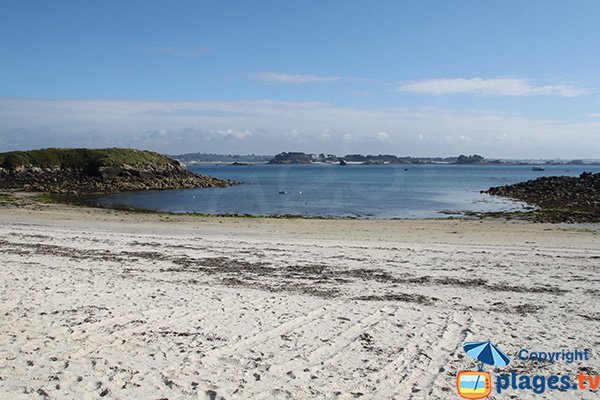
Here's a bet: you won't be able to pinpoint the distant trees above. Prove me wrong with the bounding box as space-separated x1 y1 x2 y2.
344 154 366 162
456 154 485 164
173 153 272 162
267 152 487 165
268 152 313 164
566 159 584 165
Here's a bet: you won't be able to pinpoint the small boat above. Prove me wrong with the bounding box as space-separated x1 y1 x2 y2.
278 191 287 194
532 166 545 171
339 159 347 166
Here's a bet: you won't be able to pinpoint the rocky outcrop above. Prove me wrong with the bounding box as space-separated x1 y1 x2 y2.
0 152 236 195
485 172 600 223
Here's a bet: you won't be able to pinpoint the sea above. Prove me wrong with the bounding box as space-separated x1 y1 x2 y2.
92 164 600 219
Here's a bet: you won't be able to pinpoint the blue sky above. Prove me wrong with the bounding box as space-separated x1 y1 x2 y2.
1 0 599 157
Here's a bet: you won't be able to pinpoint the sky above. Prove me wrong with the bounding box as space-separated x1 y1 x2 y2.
1 0 599 158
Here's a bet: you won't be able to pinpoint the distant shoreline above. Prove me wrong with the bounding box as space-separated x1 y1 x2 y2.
174 151 600 166
182 160 600 167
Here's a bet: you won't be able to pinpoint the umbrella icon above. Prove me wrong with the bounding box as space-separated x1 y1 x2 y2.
464 341 511 370
461 341 510 397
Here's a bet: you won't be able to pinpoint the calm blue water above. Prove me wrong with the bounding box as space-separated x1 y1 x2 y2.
93 164 600 218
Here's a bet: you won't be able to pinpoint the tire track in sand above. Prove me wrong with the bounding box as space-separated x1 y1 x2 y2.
265 305 397 376
383 311 471 399
200 306 330 364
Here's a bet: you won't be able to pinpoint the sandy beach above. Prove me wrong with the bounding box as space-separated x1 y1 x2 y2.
1 200 599 399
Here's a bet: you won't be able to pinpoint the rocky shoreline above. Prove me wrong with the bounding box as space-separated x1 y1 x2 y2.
0 162 236 195
485 172 600 223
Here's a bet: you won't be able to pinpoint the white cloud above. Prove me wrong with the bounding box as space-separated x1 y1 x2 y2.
214 129 252 140
397 78 589 97
1 97 600 158
375 131 391 142
255 72 340 84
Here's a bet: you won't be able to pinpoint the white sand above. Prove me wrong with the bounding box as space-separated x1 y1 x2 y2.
0 201 599 399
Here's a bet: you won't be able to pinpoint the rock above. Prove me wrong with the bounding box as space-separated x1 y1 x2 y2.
485 172 600 223
0 165 237 195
